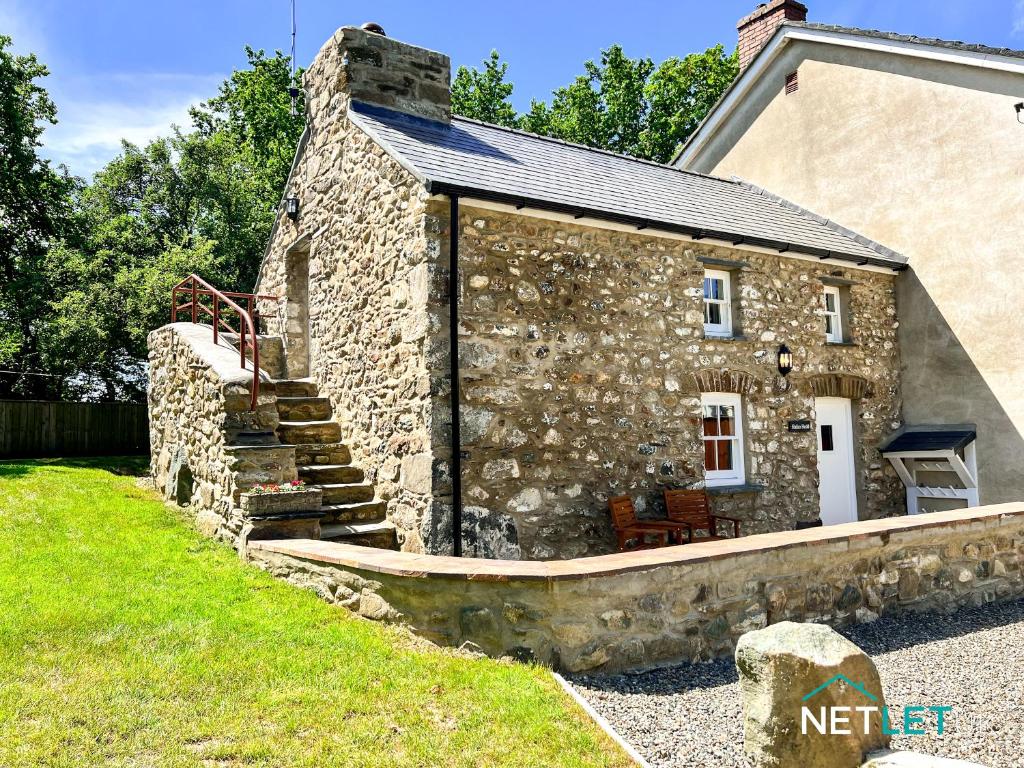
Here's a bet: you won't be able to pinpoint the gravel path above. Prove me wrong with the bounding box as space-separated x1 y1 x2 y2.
568 599 1024 767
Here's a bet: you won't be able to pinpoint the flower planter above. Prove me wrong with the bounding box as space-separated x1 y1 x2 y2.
240 487 323 517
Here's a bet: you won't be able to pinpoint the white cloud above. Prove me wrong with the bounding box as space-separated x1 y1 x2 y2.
1014 0 1024 37
40 73 222 178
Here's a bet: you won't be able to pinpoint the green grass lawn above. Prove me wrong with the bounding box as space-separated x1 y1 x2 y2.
0 458 630 768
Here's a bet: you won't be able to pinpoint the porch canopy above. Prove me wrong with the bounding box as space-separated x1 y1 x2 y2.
881 428 978 514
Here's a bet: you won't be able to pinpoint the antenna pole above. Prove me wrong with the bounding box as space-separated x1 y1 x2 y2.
289 0 297 116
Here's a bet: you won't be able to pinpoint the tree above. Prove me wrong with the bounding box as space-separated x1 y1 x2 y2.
451 50 519 128
0 45 306 402
191 47 305 206
521 43 738 163
0 34 78 398
641 44 739 163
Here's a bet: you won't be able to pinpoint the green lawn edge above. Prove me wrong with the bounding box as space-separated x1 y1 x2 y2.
0 458 632 768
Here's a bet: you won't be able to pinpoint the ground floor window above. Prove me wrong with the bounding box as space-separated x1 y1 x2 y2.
701 392 744 487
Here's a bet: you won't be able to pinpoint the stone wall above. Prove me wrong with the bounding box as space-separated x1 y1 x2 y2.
255 26 444 554
443 206 903 559
148 323 295 537
248 503 1024 673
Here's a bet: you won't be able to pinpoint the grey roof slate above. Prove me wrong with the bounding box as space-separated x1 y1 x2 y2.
349 101 905 267
881 429 977 454
786 21 1024 62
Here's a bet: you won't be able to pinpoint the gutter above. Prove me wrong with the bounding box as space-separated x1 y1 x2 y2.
448 193 463 557
430 182 906 270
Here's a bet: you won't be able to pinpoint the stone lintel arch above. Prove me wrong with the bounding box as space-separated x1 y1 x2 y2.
692 368 758 395
807 373 872 400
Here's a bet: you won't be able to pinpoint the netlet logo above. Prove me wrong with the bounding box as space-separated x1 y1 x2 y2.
800 674 951 736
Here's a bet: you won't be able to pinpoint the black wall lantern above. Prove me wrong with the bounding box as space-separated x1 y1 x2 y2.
285 196 300 221
777 343 794 377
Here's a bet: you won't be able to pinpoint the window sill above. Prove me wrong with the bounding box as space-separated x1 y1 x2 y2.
703 333 747 342
825 340 857 347
706 483 765 495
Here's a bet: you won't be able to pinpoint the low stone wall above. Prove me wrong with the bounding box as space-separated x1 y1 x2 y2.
148 323 294 538
248 503 1024 673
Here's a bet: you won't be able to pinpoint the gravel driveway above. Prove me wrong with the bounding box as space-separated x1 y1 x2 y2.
568 599 1024 767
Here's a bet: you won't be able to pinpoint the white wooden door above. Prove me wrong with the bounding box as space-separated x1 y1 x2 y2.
815 397 858 525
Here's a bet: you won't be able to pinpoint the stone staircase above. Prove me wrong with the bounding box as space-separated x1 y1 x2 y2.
273 378 396 549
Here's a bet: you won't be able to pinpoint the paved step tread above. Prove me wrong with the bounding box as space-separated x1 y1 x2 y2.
320 520 396 538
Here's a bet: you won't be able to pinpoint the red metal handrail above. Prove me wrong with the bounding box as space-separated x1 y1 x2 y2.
170 274 278 411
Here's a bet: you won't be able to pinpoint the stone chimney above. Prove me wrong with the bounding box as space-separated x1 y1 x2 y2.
304 24 451 125
737 0 808 71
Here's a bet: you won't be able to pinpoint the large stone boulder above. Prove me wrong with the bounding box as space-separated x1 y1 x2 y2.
736 621 890 768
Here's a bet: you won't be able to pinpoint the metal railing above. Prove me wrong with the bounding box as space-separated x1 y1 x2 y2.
170 274 278 411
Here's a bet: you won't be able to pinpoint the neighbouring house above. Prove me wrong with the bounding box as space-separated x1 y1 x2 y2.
675 0 1024 512
150 23 911 561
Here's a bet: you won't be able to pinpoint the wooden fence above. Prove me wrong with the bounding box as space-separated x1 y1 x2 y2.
0 400 149 458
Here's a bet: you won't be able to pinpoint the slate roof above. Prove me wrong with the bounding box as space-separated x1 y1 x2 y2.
348 101 905 268
881 429 977 454
786 21 1024 62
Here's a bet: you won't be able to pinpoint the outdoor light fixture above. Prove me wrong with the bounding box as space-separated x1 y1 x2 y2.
285 197 300 220
1016 102 1024 124
777 343 794 377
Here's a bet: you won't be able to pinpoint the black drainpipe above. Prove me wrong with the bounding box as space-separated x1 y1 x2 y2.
449 194 463 557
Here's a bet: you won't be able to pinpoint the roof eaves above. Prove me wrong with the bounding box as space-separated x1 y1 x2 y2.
432 181 903 270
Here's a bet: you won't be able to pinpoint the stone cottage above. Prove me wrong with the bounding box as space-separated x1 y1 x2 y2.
150 23 909 560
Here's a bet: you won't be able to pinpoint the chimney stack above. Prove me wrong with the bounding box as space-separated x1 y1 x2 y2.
737 0 807 71
304 25 451 125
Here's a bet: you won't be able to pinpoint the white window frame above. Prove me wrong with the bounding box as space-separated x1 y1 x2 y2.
701 392 745 487
823 285 843 343
703 269 733 337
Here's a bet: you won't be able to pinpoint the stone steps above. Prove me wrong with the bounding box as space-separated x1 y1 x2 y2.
320 520 396 549
272 379 318 398
297 464 365 484
277 419 342 444
320 501 388 524
277 396 332 421
293 443 352 466
318 482 375 505
271 378 395 551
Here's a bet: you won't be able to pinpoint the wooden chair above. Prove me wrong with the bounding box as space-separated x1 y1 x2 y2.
608 495 688 551
663 489 742 542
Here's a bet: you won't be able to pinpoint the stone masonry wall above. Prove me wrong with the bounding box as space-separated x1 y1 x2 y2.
248 503 1024 673
255 26 445 554
148 323 295 539
443 207 902 559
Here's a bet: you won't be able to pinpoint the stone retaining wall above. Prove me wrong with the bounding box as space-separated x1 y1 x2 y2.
247 503 1024 673
148 323 294 538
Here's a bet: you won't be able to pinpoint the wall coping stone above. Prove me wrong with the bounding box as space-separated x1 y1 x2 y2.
249 502 1024 583
157 322 275 386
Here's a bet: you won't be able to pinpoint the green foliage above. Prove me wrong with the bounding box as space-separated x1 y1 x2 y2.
0 44 304 402
0 35 78 394
641 44 739 163
452 44 737 164
451 50 519 128
523 43 738 163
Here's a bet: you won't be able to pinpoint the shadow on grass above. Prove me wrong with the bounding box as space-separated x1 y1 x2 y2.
0 456 150 479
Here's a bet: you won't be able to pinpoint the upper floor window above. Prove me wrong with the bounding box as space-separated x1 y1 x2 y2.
701 392 745 487
824 285 843 343
703 269 732 337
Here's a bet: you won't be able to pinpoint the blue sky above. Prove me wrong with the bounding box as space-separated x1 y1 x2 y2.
3 0 1023 177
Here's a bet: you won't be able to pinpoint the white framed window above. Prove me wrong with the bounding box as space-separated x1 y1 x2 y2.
824 286 843 343
701 392 744 487
703 269 732 337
